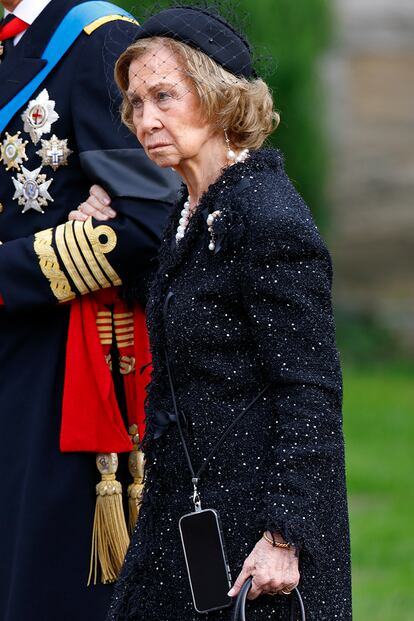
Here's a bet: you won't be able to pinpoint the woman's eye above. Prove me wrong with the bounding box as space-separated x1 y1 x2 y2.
157 91 171 102
131 98 143 110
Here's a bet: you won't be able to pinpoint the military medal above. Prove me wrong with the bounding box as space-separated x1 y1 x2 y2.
36 134 72 171
0 131 29 171
12 166 54 213
21 89 59 144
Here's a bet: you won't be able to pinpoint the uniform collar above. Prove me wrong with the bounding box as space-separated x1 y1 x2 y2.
4 0 53 25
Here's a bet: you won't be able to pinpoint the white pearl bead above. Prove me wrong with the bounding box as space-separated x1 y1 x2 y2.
227 150 236 160
209 242 215 251
207 215 214 226
176 196 192 242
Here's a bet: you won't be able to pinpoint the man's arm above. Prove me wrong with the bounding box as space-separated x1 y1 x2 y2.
0 20 179 311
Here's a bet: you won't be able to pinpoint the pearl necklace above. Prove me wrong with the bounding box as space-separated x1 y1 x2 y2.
175 196 192 244
175 148 250 245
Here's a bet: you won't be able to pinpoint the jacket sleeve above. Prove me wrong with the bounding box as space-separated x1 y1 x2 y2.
0 21 179 312
240 184 345 557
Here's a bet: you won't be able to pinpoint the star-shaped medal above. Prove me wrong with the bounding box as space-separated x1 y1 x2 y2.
36 134 72 171
0 131 28 171
21 89 59 145
12 166 54 214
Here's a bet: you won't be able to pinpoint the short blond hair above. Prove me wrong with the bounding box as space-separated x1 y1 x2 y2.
115 36 280 150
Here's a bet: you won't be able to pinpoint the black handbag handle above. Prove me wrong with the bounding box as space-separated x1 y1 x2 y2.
233 577 306 621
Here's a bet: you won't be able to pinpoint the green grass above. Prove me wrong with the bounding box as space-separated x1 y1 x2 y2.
343 363 414 620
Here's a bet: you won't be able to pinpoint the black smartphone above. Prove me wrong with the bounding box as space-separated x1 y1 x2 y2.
179 508 233 613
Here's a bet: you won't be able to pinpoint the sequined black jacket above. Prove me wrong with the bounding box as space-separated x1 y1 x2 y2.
108 149 352 620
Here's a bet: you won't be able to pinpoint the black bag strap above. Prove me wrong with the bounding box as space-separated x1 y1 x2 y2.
234 578 306 621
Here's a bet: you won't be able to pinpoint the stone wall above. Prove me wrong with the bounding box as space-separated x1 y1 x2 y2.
325 0 414 349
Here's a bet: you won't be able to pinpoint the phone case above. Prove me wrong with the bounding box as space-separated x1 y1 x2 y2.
179 508 233 613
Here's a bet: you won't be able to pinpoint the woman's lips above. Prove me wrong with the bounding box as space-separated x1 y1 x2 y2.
147 143 171 151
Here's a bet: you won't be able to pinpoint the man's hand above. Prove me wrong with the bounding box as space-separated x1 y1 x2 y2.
68 184 116 221
228 533 300 600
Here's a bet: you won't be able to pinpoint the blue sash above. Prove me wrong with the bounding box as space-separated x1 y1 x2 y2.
0 1 135 132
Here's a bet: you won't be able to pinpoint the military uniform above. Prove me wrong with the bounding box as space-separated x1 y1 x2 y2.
0 1 178 619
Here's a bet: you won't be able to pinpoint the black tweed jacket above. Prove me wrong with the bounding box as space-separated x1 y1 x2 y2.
108 149 352 620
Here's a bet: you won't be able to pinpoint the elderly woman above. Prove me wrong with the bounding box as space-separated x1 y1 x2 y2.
73 6 351 620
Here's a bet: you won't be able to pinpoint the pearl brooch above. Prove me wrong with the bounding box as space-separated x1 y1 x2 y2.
175 196 192 244
207 210 222 252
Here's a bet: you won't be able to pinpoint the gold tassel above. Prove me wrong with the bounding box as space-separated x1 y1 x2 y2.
88 453 130 586
128 425 145 534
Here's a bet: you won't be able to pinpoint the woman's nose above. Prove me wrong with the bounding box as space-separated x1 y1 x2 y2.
140 100 163 132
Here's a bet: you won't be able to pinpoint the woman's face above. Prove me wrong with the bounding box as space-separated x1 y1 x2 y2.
127 46 214 169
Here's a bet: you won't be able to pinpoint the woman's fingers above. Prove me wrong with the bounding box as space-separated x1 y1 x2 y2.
69 196 116 222
248 574 299 600
228 537 300 601
67 185 116 223
68 203 115 222
232 537 300 601
227 563 252 598
264 570 299 596
247 574 267 600
260 564 300 597
90 184 112 206
67 200 108 221
82 194 116 220
68 208 88 221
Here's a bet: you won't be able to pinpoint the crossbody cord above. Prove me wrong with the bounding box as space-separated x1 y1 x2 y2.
164 345 273 510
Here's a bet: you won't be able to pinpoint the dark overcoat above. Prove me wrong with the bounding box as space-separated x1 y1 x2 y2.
107 149 352 620
0 2 178 620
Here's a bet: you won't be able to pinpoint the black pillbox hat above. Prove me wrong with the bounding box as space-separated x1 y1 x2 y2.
134 6 255 79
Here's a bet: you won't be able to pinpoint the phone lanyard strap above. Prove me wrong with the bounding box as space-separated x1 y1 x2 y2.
163 344 273 512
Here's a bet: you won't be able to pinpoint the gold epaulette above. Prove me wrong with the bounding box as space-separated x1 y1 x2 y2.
84 15 139 36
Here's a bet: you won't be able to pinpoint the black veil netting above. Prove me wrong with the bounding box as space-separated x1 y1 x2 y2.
102 0 275 122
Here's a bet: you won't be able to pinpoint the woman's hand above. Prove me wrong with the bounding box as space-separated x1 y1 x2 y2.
68 184 117 222
228 532 300 600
